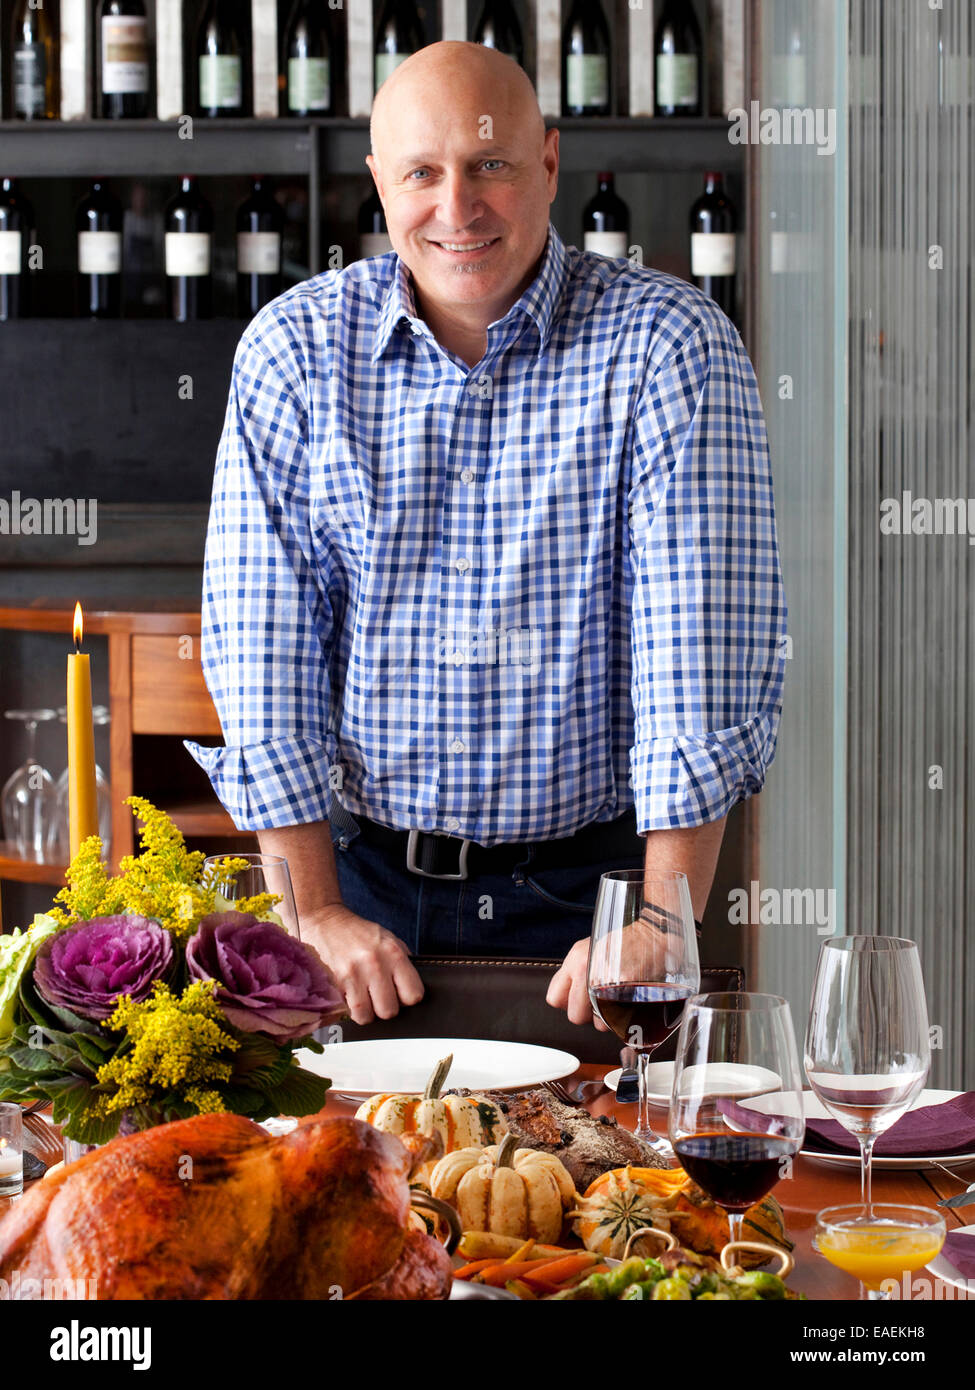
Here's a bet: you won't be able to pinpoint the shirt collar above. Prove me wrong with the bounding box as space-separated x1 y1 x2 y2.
372 222 567 362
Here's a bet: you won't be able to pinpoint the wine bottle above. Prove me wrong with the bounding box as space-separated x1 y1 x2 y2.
237 177 284 318
374 0 424 91
12 0 58 121
165 176 213 321
99 0 150 119
283 0 332 115
0 178 34 320
562 0 610 118
772 16 807 109
357 190 392 258
77 181 123 319
197 0 246 118
689 171 736 320
473 0 523 67
582 172 629 258
654 0 702 118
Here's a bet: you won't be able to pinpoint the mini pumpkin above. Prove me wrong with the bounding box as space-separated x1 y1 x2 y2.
570 1165 691 1259
355 1055 506 1185
429 1134 577 1244
669 1187 792 1267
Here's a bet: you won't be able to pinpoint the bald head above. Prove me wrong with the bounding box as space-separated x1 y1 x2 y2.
370 42 545 160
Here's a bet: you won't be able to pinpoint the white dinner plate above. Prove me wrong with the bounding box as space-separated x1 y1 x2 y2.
604 1061 781 1106
293 1037 579 1097
927 1223 975 1293
758 1089 975 1172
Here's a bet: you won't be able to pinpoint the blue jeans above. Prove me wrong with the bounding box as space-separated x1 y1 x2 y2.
329 805 645 959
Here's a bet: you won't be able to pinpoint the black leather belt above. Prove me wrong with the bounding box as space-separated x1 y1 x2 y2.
347 808 642 882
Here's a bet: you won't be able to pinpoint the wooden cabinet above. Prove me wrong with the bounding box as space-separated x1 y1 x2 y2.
0 601 254 890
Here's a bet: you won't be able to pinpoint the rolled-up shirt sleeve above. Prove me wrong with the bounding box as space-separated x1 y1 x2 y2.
626 303 788 832
185 316 335 829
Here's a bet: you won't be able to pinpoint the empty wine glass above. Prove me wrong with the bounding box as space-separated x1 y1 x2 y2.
55 705 111 861
203 853 300 939
1 708 58 861
805 936 930 1212
587 870 700 1159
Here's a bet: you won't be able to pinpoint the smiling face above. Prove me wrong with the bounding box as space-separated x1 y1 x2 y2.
366 43 558 339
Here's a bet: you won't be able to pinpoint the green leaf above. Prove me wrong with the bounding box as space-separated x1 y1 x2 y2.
263 1064 331 1117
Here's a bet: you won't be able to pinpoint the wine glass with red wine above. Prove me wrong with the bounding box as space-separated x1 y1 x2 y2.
669 993 805 1245
587 870 700 1159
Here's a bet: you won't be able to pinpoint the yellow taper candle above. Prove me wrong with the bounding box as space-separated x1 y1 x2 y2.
67 602 99 860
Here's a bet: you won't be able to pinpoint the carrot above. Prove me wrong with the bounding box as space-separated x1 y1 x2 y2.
503 1238 536 1264
454 1259 501 1279
520 1252 599 1285
505 1279 538 1299
478 1259 562 1286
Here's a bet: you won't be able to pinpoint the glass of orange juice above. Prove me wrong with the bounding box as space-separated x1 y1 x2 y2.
814 1203 946 1300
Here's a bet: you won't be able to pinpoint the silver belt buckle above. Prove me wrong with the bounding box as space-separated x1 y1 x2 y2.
406 829 472 881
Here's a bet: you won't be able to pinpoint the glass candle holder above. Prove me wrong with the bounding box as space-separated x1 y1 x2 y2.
0 1103 24 1195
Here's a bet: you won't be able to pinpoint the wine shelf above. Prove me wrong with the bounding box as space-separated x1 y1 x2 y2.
0 845 67 887
0 116 742 179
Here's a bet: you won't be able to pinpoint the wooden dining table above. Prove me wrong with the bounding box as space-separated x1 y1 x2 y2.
8 1062 974 1302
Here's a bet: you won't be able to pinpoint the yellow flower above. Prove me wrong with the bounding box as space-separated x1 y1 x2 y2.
93 980 239 1118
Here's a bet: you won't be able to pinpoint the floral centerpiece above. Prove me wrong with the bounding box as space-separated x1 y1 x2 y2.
0 798 346 1144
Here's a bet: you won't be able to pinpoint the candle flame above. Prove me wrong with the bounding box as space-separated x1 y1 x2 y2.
73 602 84 651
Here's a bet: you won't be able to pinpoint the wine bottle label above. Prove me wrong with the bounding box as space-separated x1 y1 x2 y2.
79 230 122 274
0 231 22 275
14 45 47 116
770 230 789 274
102 15 150 94
585 231 629 258
375 53 409 88
771 54 807 107
288 56 330 110
656 53 698 108
200 54 242 109
566 55 609 109
237 231 281 275
691 232 736 277
165 231 211 276
359 232 393 257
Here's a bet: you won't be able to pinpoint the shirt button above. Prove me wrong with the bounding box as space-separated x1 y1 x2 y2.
450 650 465 666
460 469 475 484
449 738 465 754
445 817 461 833
455 557 471 573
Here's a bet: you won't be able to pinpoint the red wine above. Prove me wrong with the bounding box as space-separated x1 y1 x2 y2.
690 171 736 321
237 176 284 318
674 1132 796 1211
165 176 213 321
99 0 150 120
473 0 524 67
583 171 629 258
374 0 425 91
562 0 610 117
590 983 693 1049
0 177 33 320
77 180 123 319
284 0 332 116
654 0 702 118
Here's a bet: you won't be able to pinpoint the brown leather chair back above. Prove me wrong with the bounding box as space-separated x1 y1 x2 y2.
336 957 745 1065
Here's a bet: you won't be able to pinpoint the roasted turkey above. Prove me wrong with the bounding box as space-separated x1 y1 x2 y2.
0 1113 452 1300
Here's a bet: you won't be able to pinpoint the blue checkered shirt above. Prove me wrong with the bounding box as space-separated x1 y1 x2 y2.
186 223 787 845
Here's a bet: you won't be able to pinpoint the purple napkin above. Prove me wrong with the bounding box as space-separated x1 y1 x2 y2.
803 1091 975 1157
940 1230 975 1281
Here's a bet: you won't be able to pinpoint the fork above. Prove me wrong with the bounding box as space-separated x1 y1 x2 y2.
23 1112 64 1166
542 1078 605 1107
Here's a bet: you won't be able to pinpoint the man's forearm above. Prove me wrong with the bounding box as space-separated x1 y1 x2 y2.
643 817 727 921
256 821 344 924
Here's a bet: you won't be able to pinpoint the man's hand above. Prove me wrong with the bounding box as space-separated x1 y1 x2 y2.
546 939 609 1029
302 905 425 1025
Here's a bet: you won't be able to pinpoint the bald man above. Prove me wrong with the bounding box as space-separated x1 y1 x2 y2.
188 44 786 1028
